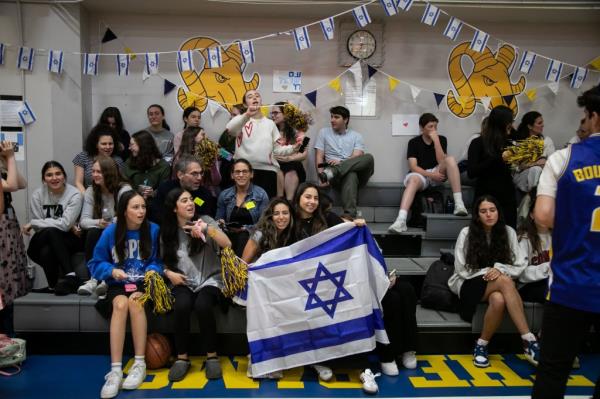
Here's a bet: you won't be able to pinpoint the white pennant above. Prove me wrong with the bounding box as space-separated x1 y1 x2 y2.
293 26 311 51
206 47 222 68
379 0 398 16
145 53 159 75
548 81 560 95
570 67 588 89
443 17 463 41
177 50 194 72
17 101 36 125
410 85 421 102
480 97 491 111
470 30 489 53
238 40 255 64
17 47 35 71
421 3 441 26
397 0 414 11
546 59 563 82
208 100 221 118
47 50 64 74
519 51 536 74
116 54 130 76
352 5 372 28
83 53 99 75
320 17 335 40
142 69 151 82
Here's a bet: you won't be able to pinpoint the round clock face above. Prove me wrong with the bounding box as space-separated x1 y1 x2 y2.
347 30 376 60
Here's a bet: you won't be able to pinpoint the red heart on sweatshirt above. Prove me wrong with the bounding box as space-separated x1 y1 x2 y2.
244 122 253 138
403 122 408 127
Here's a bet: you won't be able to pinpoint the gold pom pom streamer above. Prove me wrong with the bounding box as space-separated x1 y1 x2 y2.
503 136 544 170
194 138 219 172
135 271 174 314
283 103 313 132
220 246 248 298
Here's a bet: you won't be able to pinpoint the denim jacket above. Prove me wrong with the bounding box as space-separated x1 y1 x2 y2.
216 183 269 227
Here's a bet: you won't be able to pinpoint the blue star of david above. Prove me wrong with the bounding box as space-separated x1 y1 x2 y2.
552 69 557 73
23 57 28 61
298 262 353 318
182 58 188 62
150 61 156 66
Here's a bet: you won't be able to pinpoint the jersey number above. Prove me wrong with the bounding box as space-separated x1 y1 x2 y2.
592 185 600 232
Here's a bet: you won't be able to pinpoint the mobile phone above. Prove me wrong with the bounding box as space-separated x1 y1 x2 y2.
388 270 397 278
13 143 19 153
298 136 310 153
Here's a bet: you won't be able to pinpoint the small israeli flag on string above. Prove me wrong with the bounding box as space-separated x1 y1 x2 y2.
380 0 398 16
0 43 5 65
238 41 255 64
293 26 311 51
443 17 463 40
352 5 372 28
17 101 36 125
320 17 335 40
17 47 35 71
116 54 130 76
470 30 489 53
47 50 64 74
145 53 159 75
397 0 414 12
177 50 194 72
421 3 440 26
570 67 587 89
546 59 563 82
519 51 536 74
206 47 222 68
83 53 99 76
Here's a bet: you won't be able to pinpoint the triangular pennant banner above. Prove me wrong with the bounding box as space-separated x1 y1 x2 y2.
503 95 514 107
260 106 270 118
142 69 151 82
124 47 137 60
525 88 537 102
328 77 341 93
305 90 317 107
410 85 421 102
434 92 445 108
208 101 221 118
367 64 377 79
164 79 176 95
101 28 118 43
388 77 399 92
480 97 491 110
548 82 560 95
589 55 600 71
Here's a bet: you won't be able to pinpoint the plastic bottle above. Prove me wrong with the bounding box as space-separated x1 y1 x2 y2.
445 196 454 214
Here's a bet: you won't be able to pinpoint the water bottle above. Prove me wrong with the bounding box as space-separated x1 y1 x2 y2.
445 196 454 214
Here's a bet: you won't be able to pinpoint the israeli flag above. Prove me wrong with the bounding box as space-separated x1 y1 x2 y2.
238 40 255 64
352 5 372 28
519 51 537 74
246 223 390 376
443 17 463 40
570 67 587 89
17 101 36 125
421 3 440 26
17 47 34 71
83 53 99 76
47 49 64 74
145 53 159 75
470 30 489 53
397 0 414 11
546 59 563 82
116 54 130 76
380 0 398 16
293 26 311 51
206 47 222 68
177 50 194 72
0 43 5 65
320 17 335 40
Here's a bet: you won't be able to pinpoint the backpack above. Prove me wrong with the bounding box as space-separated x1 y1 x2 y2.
420 253 458 312
408 189 445 228
0 335 26 375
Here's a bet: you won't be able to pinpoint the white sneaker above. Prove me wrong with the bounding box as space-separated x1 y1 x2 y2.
402 351 417 369
95 280 108 297
359 368 380 394
380 360 399 376
122 362 146 390
572 356 581 369
311 364 333 381
453 203 468 216
388 219 407 234
246 355 253 378
78 278 98 296
100 370 122 399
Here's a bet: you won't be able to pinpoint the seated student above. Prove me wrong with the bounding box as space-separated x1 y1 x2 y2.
173 106 201 155
22 161 83 295
216 159 268 256
315 106 374 218
151 156 216 223
88 191 162 399
388 113 467 234
448 195 540 368
146 104 174 164
77 156 132 296
98 107 131 160
160 188 232 382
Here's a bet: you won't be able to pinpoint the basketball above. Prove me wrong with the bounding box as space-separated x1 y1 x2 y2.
145 333 172 369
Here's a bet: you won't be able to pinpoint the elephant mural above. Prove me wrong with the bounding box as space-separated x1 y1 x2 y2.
446 42 526 118
177 37 260 112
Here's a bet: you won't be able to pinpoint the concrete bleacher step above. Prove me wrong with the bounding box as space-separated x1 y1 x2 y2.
423 213 470 239
420 238 457 257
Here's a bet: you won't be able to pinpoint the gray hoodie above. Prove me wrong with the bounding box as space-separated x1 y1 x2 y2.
29 183 83 232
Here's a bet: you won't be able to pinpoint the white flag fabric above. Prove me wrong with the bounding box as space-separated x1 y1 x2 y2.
0 43 6 65
116 54 130 76
47 50 64 74
206 47 222 68
421 3 441 26
17 101 36 125
397 0 414 11
470 30 490 53
548 81 560 95
177 50 194 72
410 85 421 102
379 0 398 16
83 53 99 76
320 18 335 40
245 223 390 377
145 53 159 75
238 40 255 64
443 17 463 40
17 47 34 71
480 97 492 111
293 27 311 51
570 67 587 89
352 5 372 28
546 59 563 82
519 51 537 74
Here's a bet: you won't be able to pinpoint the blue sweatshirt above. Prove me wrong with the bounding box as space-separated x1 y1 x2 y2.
88 222 163 285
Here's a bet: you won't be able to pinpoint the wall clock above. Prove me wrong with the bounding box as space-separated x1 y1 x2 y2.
347 30 377 60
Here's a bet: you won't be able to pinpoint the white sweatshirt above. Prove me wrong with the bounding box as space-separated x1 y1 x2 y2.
517 232 551 283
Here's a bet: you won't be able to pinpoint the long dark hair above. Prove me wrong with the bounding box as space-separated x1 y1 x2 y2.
517 188 542 255
114 191 152 264
177 126 202 158
160 187 204 269
41 160 67 181
92 155 128 219
147 104 171 130
274 101 296 144
129 130 162 171
514 111 542 141
99 107 125 132
256 198 295 255
482 105 513 157
293 182 326 237
84 124 118 157
182 106 201 128
465 195 513 271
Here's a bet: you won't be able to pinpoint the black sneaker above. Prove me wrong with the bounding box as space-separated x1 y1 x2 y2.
54 276 78 296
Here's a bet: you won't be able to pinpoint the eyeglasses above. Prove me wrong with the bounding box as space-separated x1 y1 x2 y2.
233 170 250 175
187 171 203 177
271 111 281 116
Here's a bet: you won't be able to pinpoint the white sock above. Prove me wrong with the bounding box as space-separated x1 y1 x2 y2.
133 355 145 367
453 192 465 207
111 362 123 375
477 338 489 346
521 332 537 342
397 209 408 221
66 272 76 277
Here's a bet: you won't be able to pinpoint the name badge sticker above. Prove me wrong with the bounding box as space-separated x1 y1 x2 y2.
194 197 205 207
245 201 256 210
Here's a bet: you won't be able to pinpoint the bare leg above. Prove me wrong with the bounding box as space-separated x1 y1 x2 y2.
110 295 129 363
480 291 506 341
400 175 424 211
128 292 148 356
284 170 299 201
439 156 462 194
483 275 531 335
276 170 284 198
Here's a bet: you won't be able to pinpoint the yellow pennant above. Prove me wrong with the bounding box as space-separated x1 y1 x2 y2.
588 55 600 71
525 88 537 102
388 77 400 92
124 47 137 60
260 105 270 118
328 77 341 93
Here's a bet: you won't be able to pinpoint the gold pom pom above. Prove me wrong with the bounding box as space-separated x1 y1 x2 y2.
220 247 248 298
194 138 219 172
135 271 174 314
282 103 313 132
503 136 544 170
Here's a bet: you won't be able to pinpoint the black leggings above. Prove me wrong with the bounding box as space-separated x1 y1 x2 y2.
172 285 225 355
27 227 81 288
252 170 277 199
84 228 104 262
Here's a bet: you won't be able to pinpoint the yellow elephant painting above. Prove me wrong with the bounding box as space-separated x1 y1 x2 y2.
447 42 526 118
177 37 260 113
